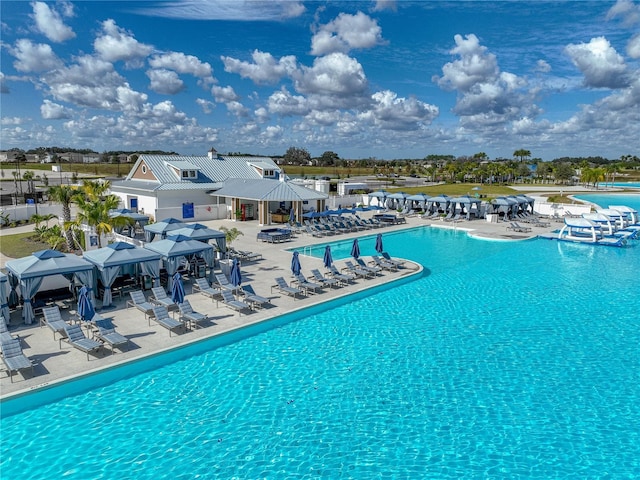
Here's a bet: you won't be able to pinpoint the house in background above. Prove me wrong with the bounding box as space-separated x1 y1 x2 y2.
109 148 327 225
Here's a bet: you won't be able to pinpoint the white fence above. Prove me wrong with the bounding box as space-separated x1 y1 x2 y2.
0 203 72 224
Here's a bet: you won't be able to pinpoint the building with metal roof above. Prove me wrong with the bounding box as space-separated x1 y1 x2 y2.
110 148 327 225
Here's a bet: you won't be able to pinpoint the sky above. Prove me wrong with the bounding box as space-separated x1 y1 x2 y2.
1 1 639 161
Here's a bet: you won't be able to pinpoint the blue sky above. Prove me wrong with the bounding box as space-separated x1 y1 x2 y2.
1 1 639 160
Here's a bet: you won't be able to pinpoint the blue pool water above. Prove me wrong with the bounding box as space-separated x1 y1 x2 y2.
574 192 640 211
596 182 640 189
2 227 639 478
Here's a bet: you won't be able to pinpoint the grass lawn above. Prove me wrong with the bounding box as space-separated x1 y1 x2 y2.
0 231 50 259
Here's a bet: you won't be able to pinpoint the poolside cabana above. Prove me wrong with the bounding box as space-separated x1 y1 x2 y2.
425 195 451 215
82 242 162 308
0 272 9 323
490 197 519 219
449 195 482 219
168 223 227 251
367 190 388 209
5 250 95 325
386 192 409 210
143 234 215 291
406 193 430 211
515 195 535 214
109 209 151 237
143 218 187 242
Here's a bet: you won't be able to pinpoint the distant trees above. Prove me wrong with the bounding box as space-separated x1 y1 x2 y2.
553 163 575 184
513 149 531 162
318 151 340 166
283 147 311 165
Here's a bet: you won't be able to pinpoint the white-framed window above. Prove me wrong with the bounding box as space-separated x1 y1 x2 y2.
141 165 147 174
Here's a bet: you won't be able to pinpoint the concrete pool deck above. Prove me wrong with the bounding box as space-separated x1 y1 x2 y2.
0 214 557 398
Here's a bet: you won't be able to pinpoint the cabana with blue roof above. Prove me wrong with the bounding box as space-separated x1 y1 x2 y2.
82 242 162 308
5 250 95 325
143 234 215 291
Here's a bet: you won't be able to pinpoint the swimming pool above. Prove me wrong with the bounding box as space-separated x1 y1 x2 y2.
574 193 640 212
1 227 639 478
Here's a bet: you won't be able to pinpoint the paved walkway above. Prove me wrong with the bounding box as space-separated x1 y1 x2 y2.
0 213 558 397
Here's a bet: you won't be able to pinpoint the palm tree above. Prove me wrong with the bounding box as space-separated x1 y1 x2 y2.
513 149 531 162
48 184 78 251
74 194 128 249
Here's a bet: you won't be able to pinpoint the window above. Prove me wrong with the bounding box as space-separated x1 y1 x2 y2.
141 165 147 174
182 171 189 178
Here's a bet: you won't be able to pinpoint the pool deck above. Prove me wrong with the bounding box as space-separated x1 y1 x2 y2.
0 214 557 398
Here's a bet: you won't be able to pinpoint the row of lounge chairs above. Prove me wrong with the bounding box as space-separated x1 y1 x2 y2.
271 255 405 300
302 216 388 238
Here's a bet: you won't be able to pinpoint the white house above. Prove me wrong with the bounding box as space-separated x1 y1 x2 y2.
109 148 327 225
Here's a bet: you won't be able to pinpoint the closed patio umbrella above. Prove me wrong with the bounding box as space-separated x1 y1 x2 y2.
230 258 242 288
375 234 384 253
77 285 95 322
291 251 301 275
351 238 360 259
323 245 333 268
171 272 185 304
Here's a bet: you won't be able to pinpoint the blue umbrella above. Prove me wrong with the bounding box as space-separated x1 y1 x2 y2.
351 238 360 259
77 285 95 322
171 272 185 304
323 245 333 268
230 258 242 288
375 233 384 253
291 251 301 275
289 208 295 223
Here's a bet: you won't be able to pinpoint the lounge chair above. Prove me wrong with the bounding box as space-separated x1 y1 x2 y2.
506 222 532 233
218 290 252 315
215 274 238 292
178 300 208 329
127 290 156 320
240 285 271 309
0 315 17 343
150 306 183 336
1 337 33 382
305 225 325 237
60 324 102 360
327 265 357 284
293 273 323 295
193 278 222 301
150 286 178 311
371 255 398 271
272 277 304 299
381 252 406 267
229 247 262 262
309 269 341 289
93 318 130 354
343 261 375 279
41 305 69 340
355 258 383 275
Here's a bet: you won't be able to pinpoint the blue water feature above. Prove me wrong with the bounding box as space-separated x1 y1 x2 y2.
574 192 640 211
1 227 639 478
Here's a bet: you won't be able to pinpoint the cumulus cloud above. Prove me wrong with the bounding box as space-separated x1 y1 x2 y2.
30 1 75 43
93 19 153 64
149 52 214 85
311 12 386 56
44 55 148 111
534 59 551 73
146 69 184 94
211 85 247 116
628 33 640 58
434 34 535 121
565 37 629 88
364 90 439 130
267 87 310 116
196 98 215 114
294 52 369 98
221 50 297 84
40 99 72 119
606 0 640 26
10 39 61 72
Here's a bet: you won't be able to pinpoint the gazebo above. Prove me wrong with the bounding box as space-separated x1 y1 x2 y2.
82 242 162 308
5 250 95 325
449 195 482 219
143 218 187 242
109 209 151 237
168 224 227 251
143 234 215 291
